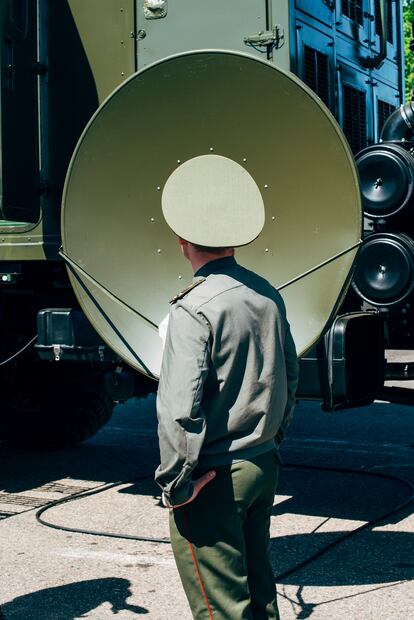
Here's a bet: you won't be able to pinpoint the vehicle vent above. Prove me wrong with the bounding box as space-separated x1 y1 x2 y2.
341 0 363 26
303 45 330 108
374 0 394 43
343 84 367 153
377 99 395 136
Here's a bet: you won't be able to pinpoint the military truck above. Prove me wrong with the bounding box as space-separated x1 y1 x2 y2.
0 1 410 448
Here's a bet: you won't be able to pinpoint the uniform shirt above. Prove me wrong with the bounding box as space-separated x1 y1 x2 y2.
155 256 298 506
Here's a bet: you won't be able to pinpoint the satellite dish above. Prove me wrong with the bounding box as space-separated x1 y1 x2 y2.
61 50 361 378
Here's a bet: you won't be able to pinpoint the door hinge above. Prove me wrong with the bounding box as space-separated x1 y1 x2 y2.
33 61 48 76
244 25 285 51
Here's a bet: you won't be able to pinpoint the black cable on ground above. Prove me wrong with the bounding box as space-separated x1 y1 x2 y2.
275 464 414 581
35 463 414 581
36 471 168 543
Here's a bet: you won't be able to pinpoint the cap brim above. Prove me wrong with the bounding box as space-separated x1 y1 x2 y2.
161 154 265 247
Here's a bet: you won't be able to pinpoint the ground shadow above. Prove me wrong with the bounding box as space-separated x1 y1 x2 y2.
0 397 159 495
0 578 147 619
270 528 414 586
269 461 414 588
274 465 409 523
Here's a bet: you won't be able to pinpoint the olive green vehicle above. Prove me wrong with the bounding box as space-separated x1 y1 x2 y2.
0 1 410 448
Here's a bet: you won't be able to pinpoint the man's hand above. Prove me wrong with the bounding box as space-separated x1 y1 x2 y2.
162 470 216 509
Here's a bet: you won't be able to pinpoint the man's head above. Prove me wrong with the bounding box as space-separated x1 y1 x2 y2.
178 238 234 272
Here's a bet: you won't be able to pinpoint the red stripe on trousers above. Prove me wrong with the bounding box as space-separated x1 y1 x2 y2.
184 511 214 619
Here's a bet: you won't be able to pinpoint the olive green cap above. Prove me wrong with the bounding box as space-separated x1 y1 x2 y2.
161 154 265 247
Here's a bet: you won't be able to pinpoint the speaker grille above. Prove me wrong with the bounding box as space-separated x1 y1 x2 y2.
343 84 367 153
304 45 330 108
377 99 395 136
353 233 414 306
374 0 394 43
341 0 363 26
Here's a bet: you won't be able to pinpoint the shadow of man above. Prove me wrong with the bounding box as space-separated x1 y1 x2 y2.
0 577 148 619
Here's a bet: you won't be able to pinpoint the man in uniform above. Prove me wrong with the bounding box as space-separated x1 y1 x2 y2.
155 154 299 619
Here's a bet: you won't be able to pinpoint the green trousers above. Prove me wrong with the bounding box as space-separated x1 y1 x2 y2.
169 450 280 620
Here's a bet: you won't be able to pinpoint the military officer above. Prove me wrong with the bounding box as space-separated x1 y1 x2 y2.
155 154 299 619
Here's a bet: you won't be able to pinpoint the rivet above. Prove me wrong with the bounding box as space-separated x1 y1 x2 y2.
209 147 214 152
150 217 155 222
264 184 269 189
121 72 125 76
177 159 181 164
178 275 182 280
2 275 7 282
157 249 162 253
243 158 247 162
265 248 269 253
156 186 161 191
271 216 276 221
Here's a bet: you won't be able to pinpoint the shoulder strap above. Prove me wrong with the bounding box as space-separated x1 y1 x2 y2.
169 277 206 305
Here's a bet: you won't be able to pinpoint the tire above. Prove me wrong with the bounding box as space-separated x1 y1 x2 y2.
0 365 114 449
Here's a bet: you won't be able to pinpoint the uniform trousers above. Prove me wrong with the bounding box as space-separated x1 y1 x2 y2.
169 450 280 620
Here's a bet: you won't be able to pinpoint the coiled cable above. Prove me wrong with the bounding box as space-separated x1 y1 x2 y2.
35 462 414 580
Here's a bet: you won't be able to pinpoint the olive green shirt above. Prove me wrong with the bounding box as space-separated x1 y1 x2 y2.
155 256 298 506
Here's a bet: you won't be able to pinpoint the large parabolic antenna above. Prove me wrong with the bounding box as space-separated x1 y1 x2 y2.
61 51 362 378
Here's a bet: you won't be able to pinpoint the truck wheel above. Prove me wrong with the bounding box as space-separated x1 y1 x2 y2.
0 370 114 449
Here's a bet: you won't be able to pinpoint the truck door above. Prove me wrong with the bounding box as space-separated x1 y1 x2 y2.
135 0 285 69
0 0 39 223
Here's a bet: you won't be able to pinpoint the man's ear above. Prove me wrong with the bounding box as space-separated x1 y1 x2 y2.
178 237 188 257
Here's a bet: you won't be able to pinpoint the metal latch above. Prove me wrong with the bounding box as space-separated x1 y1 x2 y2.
52 344 61 361
244 25 285 50
143 0 167 19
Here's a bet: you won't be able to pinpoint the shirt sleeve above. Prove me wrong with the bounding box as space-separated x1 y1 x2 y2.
155 301 211 507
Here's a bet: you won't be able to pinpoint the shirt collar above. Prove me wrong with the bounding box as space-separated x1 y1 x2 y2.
194 256 237 278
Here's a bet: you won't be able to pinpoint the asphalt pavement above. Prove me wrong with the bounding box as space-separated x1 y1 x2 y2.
0 394 413 619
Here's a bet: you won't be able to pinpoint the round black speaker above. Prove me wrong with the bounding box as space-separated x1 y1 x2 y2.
352 233 414 306
355 144 414 219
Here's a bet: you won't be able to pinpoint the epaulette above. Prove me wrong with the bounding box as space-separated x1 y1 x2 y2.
170 277 206 304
